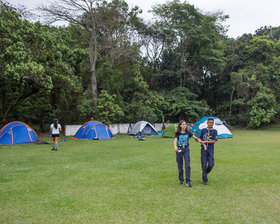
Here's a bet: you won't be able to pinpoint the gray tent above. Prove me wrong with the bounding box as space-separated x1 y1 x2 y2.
128 121 158 136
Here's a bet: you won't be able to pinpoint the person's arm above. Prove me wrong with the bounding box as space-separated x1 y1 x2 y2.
201 139 216 144
192 135 201 143
192 135 207 150
198 130 207 150
201 130 217 145
50 124 53 136
174 137 178 152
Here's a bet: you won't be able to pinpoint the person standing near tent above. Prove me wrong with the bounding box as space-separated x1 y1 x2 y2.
174 120 204 187
50 118 62 151
199 118 218 185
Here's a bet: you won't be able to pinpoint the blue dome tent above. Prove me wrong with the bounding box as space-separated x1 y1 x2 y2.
0 121 38 144
73 121 113 140
191 116 232 139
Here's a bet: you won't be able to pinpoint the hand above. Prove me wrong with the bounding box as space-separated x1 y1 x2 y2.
174 147 178 152
203 144 207 150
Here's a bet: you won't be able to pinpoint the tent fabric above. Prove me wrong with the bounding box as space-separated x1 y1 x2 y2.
191 116 232 139
0 121 38 144
128 121 158 136
162 124 177 138
73 121 113 140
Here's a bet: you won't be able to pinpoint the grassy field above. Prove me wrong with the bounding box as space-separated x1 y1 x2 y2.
1 127 280 223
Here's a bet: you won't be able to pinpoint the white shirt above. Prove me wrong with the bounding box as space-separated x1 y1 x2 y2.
50 123 61 134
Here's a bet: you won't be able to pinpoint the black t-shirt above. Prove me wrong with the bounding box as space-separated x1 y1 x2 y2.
175 131 193 148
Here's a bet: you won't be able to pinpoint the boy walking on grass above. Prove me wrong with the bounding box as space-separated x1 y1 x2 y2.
199 118 218 185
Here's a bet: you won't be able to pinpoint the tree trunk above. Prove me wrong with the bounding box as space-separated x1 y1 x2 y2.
161 114 165 130
40 119 45 133
179 113 184 121
179 51 185 87
228 88 234 125
1 93 26 126
89 13 98 108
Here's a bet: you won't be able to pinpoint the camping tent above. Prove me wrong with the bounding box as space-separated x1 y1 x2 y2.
128 121 158 136
191 116 232 139
162 124 177 138
0 121 38 144
73 121 113 140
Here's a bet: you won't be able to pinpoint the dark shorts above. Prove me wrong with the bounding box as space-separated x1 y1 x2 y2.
52 134 60 137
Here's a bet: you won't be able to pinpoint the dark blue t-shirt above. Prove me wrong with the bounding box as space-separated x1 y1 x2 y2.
175 131 193 148
200 128 218 152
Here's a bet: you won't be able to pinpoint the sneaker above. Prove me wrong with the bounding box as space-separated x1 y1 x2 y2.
186 183 192 187
180 181 184 185
51 148 54 151
203 181 208 185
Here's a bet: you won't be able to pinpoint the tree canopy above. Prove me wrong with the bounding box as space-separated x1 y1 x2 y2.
1 0 279 130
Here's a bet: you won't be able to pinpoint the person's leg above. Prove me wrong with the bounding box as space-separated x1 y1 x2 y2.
206 151 214 174
54 137 59 150
201 150 208 183
184 149 191 185
176 151 184 183
52 137 55 150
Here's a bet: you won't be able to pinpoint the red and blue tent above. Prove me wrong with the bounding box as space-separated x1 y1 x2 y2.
0 121 38 144
73 121 113 140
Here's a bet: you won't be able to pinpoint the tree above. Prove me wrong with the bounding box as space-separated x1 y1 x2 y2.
122 70 165 123
94 0 143 96
223 31 280 126
39 0 101 106
248 86 278 127
165 87 209 122
39 0 143 107
79 90 124 124
228 71 244 123
152 0 227 90
0 2 81 126
244 36 276 64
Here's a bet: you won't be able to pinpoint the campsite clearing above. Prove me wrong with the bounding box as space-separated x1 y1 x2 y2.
0 127 280 223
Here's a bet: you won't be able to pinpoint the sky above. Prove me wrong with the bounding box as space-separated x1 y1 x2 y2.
7 0 280 38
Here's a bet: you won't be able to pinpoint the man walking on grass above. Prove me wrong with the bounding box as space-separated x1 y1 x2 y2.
199 118 218 185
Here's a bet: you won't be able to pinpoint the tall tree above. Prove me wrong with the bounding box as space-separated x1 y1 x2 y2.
152 0 227 91
224 32 280 126
39 0 101 106
39 0 143 107
0 2 81 126
94 0 143 95
165 87 209 122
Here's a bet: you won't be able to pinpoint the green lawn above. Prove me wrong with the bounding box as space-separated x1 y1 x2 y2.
1 127 280 223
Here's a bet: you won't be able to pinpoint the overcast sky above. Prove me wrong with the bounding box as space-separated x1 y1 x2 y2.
7 0 280 38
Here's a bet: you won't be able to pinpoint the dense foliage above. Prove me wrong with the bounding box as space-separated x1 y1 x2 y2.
0 0 279 131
